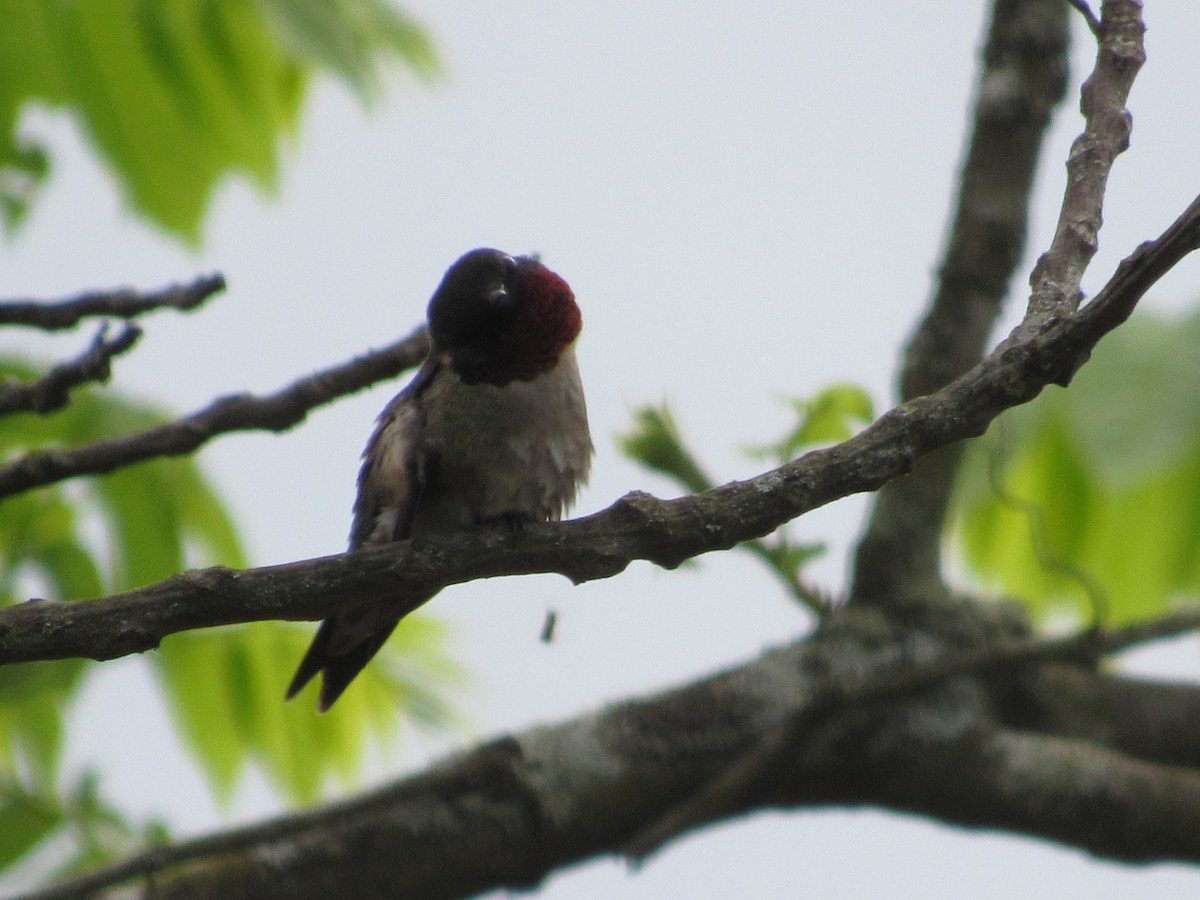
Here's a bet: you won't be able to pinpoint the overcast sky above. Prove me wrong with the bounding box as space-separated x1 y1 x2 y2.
5 2 1200 896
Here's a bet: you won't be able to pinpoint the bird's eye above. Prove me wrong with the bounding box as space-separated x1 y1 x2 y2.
486 255 518 305
487 281 509 304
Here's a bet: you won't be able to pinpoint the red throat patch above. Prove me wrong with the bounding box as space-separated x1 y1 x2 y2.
491 266 581 383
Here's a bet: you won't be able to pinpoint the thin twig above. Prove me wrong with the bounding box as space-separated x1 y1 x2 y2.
0 326 430 499
0 274 226 331
1025 0 1145 324
0 324 141 416
1068 0 1103 37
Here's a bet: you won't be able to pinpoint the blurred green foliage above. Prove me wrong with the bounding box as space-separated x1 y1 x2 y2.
0 0 451 886
952 307 1200 624
0 0 437 241
0 358 461 880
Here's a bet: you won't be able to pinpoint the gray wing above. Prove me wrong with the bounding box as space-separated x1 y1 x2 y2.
286 357 442 711
348 360 438 550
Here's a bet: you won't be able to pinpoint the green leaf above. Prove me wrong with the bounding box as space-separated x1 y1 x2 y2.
951 306 1200 623
0 772 151 881
153 631 247 804
0 779 63 870
0 486 95 790
617 404 714 494
619 395 851 613
0 355 246 813
1065 312 1200 482
0 0 437 242
158 619 464 805
258 0 438 97
53 771 147 877
748 384 875 464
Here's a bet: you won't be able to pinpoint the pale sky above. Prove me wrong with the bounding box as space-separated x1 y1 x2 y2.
4 2 1200 896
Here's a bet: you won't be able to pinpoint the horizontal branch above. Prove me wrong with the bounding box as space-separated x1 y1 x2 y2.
0 274 226 330
30 607 1200 899
892 726 1200 864
0 326 430 500
998 663 1200 771
0 324 141 416
624 605 1200 858
2 190 1198 667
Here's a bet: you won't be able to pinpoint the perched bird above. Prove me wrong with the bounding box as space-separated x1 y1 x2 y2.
287 248 593 711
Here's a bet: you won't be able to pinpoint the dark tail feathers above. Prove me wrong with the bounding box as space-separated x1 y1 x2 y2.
286 618 399 713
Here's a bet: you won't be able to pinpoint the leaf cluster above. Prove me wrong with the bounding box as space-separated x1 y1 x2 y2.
0 0 438 241
619 385 874 614
953 307 1200 623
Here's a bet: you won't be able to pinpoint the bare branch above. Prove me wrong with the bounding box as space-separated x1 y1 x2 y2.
0 326 430 500
28 608 1200 900
854 0 1147 605
852 0 1070 602
625 606 1200 859
1025 0 1145 324
889 726 1200 864
0 324 141 416
0 274 226 331
1006 666 1200 770
2 190 1198 665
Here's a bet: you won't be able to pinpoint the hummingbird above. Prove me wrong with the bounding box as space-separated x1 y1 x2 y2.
287 248 593 711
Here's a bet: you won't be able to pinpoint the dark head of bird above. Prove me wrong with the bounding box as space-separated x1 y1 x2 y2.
427 248 582 386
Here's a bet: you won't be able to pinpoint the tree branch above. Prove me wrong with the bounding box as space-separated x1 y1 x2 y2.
625 604 1200 859
0 274 226 330
0 324 141 416
999 664 1200 770
889 726 1200 864
1067 0 1103 37
852 0 1071 603
0 326 430 500
29 607 1200 900
1024 0 1144 325
3 189 1197 667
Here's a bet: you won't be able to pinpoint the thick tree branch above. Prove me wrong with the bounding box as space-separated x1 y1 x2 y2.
852 0 1071 603
0 324 141 415
0 326 430 500
889 726 1200 864
999 665 1200 770
30 608 1200 900
0 274 225 330
626 604 1200 859
3 191 1197 668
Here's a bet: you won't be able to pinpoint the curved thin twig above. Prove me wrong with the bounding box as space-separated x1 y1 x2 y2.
0 326 430 499
0 274 226 330
0 324 142 416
